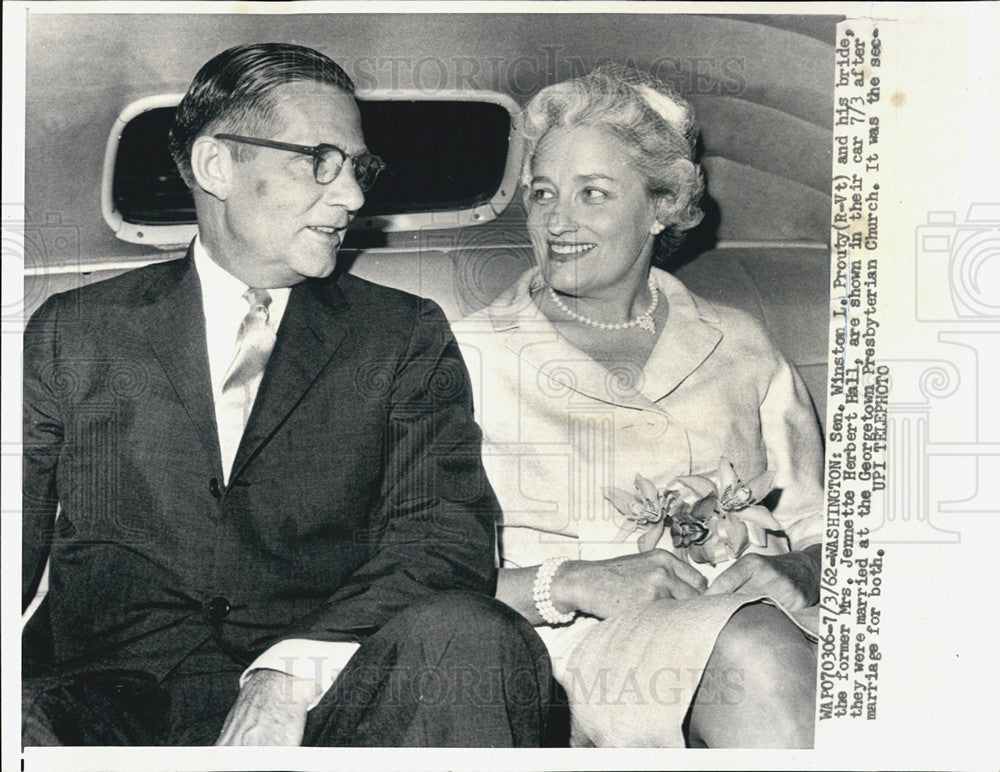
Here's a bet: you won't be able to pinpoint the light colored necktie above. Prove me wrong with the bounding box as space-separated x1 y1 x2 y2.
217 288 276 478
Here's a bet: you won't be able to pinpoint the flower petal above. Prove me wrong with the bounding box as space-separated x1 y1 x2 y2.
717 457 740 490
675 474 717 499
663 494 689 521
733 504 783 532
719 485 753 511
637 520 667 552
604 487 636 517
745 521 768 547
687 542 707 564
718 515 749 558
689 539 729 567
690 493 718 523
744 470 776 502
635 474 659 505
613 521 638 543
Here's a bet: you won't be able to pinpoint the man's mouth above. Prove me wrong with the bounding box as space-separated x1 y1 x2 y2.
307 225 348 246
308 225 343 236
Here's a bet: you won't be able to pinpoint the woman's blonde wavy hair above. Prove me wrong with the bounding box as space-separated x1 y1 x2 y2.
520 64 705 263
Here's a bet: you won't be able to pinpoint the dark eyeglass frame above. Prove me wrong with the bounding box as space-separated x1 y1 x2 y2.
213 133 386 190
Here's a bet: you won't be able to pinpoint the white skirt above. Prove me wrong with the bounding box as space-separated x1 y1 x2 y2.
537 594 819 747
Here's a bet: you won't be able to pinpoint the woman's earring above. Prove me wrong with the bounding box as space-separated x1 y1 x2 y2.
650 220 665 235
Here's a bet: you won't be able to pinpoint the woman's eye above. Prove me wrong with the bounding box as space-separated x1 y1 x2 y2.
530 188 555 201
582 188 608 201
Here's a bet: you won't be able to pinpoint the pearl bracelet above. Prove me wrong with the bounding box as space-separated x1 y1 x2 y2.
532 556 576 625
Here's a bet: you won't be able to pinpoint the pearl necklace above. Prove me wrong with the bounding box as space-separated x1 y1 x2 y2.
548 277 659 333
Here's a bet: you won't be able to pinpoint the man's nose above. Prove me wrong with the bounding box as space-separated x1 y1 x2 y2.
321 165 366 213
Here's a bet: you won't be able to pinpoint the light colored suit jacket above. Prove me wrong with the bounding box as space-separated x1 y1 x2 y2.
454 267 825 575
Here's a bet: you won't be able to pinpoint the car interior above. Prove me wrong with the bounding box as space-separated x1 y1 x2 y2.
21 14 836 638
23 12 835 429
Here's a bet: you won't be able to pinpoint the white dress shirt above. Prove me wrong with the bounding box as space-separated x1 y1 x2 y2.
193 239 290 483
192 238 359 707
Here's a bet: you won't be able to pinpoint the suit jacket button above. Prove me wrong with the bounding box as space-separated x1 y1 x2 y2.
206 596 231 621
209 477 223 499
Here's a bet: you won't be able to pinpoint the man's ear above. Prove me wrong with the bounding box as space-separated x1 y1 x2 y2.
190 136 232 201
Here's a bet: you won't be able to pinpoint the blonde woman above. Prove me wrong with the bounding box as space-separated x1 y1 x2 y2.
455 66 823 748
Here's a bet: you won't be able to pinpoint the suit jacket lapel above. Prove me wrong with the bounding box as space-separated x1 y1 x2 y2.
507 327 657 411
229 276 350 481
488 271 658 412
133 252 223 475
488 267 724 412
639 269 723 403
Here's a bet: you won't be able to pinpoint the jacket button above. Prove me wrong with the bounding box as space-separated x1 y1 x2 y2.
209 477 223 499
206 596 231 621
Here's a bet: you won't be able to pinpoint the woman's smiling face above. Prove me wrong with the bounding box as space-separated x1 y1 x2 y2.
525 124 660 299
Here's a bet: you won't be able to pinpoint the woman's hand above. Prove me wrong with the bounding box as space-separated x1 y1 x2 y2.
704 543 821 610
552 549 708 620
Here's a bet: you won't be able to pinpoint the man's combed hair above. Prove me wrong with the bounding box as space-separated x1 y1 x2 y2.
168 43 355 188
520 65 705 263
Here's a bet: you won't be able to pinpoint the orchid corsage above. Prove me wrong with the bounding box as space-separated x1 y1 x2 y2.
604 458 783 566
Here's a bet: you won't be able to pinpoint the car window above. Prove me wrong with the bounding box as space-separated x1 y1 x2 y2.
107 93 520 245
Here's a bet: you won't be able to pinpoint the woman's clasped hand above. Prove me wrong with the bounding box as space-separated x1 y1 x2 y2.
550 546 821 621
550 550 709 620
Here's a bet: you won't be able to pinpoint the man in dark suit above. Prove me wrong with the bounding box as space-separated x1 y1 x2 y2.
22 43 550 747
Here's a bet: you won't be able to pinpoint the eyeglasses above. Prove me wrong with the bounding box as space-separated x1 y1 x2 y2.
213 134 387 191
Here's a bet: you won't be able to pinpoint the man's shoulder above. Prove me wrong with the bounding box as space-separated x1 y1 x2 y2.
28 258 188 329
337 272 445 324
35 258 187 314
337 271 420 304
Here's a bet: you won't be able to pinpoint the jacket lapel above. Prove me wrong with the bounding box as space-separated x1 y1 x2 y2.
133 252 222 475
229 276 350 481
488 268 724 411
638 269 723 403
489 271 658 411
507 327 657 412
